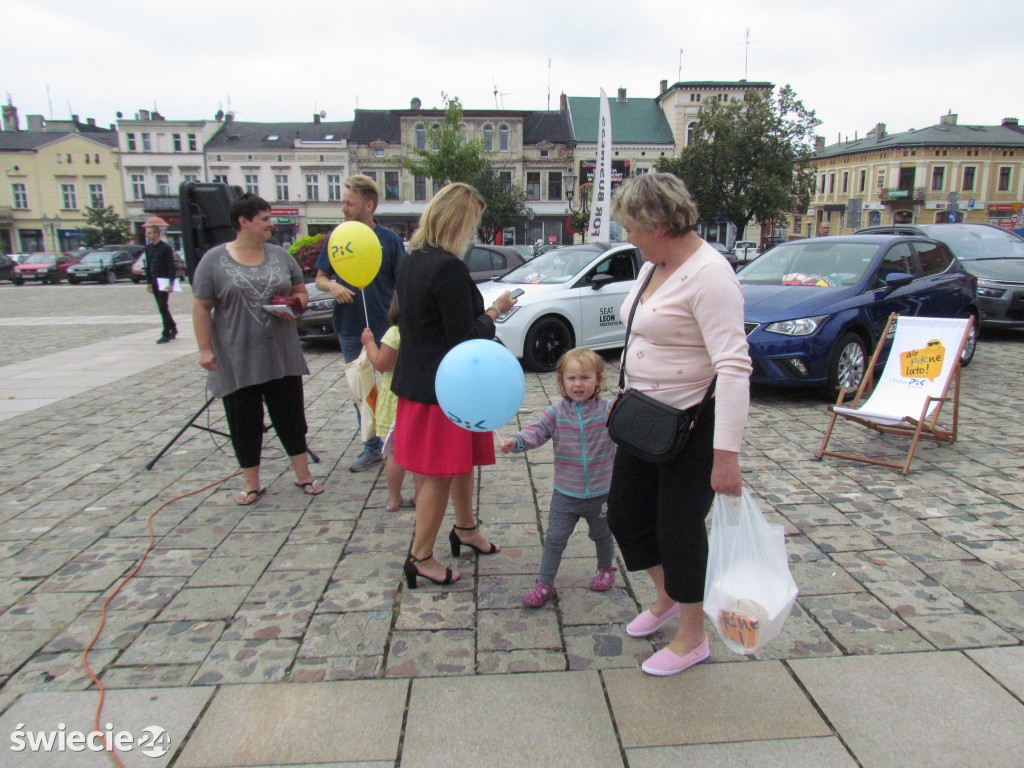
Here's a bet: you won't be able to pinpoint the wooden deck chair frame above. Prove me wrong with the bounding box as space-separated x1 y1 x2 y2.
816 312 973 475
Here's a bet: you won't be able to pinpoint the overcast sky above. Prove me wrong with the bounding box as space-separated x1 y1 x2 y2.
3 0 1021 147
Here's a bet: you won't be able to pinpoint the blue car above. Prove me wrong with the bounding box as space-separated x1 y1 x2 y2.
737 235 978 395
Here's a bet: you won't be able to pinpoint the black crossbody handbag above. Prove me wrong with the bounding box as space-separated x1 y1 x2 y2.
606 266 716 464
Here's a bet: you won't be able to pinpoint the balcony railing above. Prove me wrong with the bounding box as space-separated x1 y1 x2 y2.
879 187 926 203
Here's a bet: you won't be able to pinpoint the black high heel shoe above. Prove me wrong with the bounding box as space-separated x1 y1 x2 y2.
404 553 457 589
449 524 500 557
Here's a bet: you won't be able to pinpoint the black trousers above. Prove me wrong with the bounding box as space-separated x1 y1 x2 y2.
221 376 308 469
607 405 716 604
152 283 176 337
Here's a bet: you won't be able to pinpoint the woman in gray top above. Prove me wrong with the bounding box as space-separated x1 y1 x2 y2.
192 193 323 504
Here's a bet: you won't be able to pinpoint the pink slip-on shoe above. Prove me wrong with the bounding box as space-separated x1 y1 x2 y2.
588 566 618 591
523 580 555 607
641 637 711 677
626 603 681 637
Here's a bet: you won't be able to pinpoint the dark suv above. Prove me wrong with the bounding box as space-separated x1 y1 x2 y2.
67 250 137 284
855 223 1024 328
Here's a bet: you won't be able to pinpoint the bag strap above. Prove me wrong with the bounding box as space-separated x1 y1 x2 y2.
616 264 718 414
617 265 657 391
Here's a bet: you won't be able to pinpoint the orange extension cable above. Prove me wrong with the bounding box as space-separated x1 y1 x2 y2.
80 470 242 768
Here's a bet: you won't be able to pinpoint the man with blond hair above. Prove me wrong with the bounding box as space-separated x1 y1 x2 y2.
315 175 405 471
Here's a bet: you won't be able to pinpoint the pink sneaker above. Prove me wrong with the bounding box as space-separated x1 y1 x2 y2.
523 580 555 607
588 566 617 591
641 636 711 676
626 603 681 637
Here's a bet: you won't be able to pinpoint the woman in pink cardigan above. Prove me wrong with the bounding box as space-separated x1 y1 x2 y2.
607 172 752 676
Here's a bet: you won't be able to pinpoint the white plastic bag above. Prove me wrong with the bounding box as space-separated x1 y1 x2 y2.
703 490 798 655
343 350 378 443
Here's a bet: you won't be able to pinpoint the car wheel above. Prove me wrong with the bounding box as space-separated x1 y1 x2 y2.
50 274 61 285
104 270 117 284
959 313 978 367
68 276 79 285
522 316 573 373
12 278 23 286
826 331 868 398
131 276 141 284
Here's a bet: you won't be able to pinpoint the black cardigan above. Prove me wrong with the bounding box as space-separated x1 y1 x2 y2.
391 245 496 404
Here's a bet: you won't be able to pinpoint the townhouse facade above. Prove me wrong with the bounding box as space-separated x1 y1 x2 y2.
802 114 1024 239
0 106 123 253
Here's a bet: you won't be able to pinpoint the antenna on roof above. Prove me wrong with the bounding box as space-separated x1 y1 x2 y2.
493 77 511 110
742 29 759 80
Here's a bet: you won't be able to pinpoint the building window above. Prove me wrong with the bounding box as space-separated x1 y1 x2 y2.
126 133 136 151
931 167 945 191
188 133 198 151
275 174 289 200
414 175 426 201
793 214 802 232
141 133 152 152
363 171 377 185
327 174 341 201
499 171 512 191
998 166 1012 192
415 123 426 151
131 174 146 200
245 174 259 195
687 121 698 145
183 173 199 183
526 172 540 201
88 183 104 208
432 179 442 195
154 174 170 195
60 183 77 209
173 133 182 152
483 123 494 151
498 123 510 152
547 171 562 201
962 166 976 191
384 171 400 201
374 148 385 158
841 171 849 194
877 168 886 189
818 174 826 194
305 173 320 201
859 169 866 193
212 174 228 185
11 183 28 209
828 173 835 194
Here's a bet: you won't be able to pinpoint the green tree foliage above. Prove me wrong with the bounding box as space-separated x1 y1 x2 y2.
403 94 528 243
79 206 132 247
656 85 820 235
288 232 326 277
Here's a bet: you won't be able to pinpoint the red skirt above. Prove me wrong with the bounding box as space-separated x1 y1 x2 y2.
394 397 495 477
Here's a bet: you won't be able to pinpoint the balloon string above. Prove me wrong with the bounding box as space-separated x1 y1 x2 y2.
362 288 370 330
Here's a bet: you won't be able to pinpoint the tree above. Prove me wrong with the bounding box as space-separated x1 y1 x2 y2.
656 85 820 237
403 94 528 243
79 206 132 247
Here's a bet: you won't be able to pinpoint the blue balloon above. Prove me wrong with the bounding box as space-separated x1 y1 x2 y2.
435 340 525 432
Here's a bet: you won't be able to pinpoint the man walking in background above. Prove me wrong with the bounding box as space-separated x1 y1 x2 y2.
145 224 177 344
314 175 405 472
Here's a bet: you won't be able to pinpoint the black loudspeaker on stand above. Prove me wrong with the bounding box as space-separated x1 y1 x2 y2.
146 396 320 470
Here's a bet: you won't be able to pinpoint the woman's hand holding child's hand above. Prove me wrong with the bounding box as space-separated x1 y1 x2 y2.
500 437 517 454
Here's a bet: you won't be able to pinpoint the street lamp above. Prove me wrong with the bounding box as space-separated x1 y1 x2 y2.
562 168 581 213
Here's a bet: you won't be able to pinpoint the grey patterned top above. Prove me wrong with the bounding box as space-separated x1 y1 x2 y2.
192 243 309 399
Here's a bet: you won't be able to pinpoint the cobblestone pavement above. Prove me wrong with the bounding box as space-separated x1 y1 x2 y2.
0 282 1022 766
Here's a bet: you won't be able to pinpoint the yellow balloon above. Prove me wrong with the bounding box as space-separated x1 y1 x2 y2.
327 221 383 288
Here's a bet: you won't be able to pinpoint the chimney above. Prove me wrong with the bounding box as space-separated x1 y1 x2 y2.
137 109 151 120
560 93 568 113
313 112 321 123
617 87 627 102
1002 117 1019 127
410 97 421 110
71 114 79 125
873 122 886 138
2 103 18 131
815 136 825 152
939 113 957 126
659 79 668 94
225 112 234 123
27 114 44 131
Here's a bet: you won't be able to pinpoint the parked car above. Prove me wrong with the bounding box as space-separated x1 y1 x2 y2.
707 240 739 269
460 244 532 283
130 250 187 283
67 250 136 284
295 282 338 344
12 253 76 285
478 242 640 371
507 244 537 262
737 235 978 395
854 223 1024 328
0 253 16 282
732 240 761 264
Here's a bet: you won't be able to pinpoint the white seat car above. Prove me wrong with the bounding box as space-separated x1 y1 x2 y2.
732 240 761 263
478 242 641 371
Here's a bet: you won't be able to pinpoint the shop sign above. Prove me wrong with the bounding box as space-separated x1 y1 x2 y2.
271 207 299 216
